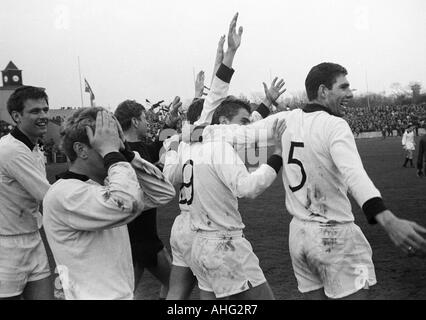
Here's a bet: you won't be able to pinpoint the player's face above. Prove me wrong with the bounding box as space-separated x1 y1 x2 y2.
324 74 353 116
135 111 148 138
13 98 49 142
229 108 251 125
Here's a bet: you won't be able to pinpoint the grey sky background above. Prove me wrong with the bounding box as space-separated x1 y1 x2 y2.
1 0 425 109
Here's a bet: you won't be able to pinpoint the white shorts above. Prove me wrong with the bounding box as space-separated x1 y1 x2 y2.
289 218 377 299
191 230 267 298
170 211 195 268
0 231 51 298
404 142 415 151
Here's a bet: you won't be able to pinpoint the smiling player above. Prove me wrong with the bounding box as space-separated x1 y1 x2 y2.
198 62 426 299
0 86 53 300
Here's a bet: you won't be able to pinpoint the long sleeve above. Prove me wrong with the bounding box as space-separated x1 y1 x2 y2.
212 142 278 199
129 152 176 210
195 63 234 126
5 151 50 201
200 111 289 147
60 161 145 231
328 119 384 222
162 137 183 186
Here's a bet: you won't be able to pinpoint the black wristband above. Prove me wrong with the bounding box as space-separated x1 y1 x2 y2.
216 63 235 83
362 197 387 225
121 141 135 162
256 103 271 119
267 154 283 174
191 125 207 143
104 152 127 170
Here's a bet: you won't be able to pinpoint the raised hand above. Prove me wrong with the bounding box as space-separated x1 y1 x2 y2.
165 96 183 128
194 71 206 98
263 77 287 107
222 13 243 68
227 12 243 52
86 111 122 157
271 117 286 155
170 96 182 115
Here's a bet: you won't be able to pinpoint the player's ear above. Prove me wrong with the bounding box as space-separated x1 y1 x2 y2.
318 84 328 100
11 110 22 124
73 142 89 160
131 117 139 128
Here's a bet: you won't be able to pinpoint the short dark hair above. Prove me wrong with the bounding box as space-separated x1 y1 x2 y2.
60 107 105 162
305 63 348 101
187 98 204 124
7 86 49 120
211 96 251 125
114 100 145 131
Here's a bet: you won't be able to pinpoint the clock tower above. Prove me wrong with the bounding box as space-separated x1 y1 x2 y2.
2 61 23 88
1 61 24 125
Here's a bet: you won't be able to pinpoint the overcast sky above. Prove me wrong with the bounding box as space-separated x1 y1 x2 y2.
1 0 425 109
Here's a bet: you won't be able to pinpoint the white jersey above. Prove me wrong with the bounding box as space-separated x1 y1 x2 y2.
402 130 415 150
43 153 175 299
164 140 277 232
201 107 382 223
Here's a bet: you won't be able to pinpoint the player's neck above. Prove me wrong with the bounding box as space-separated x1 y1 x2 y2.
69 160 105 185
308 99 328 109
124 130 142 143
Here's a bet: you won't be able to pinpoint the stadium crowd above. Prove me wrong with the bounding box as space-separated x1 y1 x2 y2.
344 103 426 136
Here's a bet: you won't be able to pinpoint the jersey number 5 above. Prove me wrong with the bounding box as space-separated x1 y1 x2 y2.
179 160 194 205
288 142 306 192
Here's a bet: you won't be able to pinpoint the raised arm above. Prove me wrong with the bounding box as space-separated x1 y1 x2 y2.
51 111 145 231
58 159 145 231
195 13 243 125
129 152 176 209
194 71 206 99
164 96 183 130
210 35 226 86
251 77 287 122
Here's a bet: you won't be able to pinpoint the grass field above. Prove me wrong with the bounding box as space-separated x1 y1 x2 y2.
45 136 426 300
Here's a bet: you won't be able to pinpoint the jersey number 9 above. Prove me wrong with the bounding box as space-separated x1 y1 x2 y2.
179 160 194 205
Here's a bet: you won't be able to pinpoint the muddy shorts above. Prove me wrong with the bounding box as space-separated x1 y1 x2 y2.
170 211 195 268
289 217 377 299
0 231 51 298
191 230 267 298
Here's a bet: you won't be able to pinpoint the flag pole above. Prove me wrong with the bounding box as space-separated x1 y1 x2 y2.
78 56 84 108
